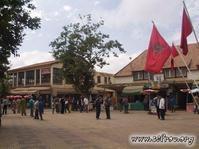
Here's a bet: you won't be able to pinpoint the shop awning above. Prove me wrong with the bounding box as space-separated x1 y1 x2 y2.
122 86 143 95
9 87 51 95
9 90 38 95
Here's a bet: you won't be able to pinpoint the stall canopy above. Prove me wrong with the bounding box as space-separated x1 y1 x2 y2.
122 86 143 95
189 88 199 94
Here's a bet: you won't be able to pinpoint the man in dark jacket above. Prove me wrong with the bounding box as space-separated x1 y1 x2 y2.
104 95 112 119
38 98 43 120
95 96 102 120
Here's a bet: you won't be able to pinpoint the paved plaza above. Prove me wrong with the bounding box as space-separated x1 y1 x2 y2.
0 110 199 149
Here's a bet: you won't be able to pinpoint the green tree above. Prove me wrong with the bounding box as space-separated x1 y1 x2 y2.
0 0 40 95
50 14 125 94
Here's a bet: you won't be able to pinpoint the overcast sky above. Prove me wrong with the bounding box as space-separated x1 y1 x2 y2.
9 0 199 74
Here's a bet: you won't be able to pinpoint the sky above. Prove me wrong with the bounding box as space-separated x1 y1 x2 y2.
9 0 199 74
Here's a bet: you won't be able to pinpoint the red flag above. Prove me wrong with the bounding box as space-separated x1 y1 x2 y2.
145 24 171 73
171 43 178 57
171 58 174 70
171 43 178 69
180 8 192 55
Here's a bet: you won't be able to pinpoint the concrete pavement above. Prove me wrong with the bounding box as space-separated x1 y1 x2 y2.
0 110 198 149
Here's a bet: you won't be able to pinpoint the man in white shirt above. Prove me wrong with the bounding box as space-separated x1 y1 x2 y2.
159 96 166 120
84 97 89 113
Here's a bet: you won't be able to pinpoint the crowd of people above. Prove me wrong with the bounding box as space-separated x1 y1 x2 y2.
0 92 198 122
0 95 44 120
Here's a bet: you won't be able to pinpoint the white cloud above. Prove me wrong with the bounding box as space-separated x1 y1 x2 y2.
63 5 72 12
96 0 181 29
95 52 141 74
53 11 59 16
9 50 54 69
94 1 100 6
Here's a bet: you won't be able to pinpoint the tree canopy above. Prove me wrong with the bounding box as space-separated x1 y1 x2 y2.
50 14 125 94
0 0 40 95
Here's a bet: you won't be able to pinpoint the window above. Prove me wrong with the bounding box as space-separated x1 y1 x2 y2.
26 70 35 85
164 69 175 78
143 72 153 80
108 77 111 84
18 72 24 86
97 76 101 83
41 68 51 84
176 67 187 77
53 68 63 85
13 73 17 86
36 69 40 84
104 77 107 84
133 71 143 81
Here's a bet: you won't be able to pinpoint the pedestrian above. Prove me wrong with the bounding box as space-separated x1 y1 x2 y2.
55 98 59 113
193 94 199 114
84 96 89 113
60 97 65 114
16 98 21 114
38 98 43 120
39 95 44 114
2 98 8 115
118 98 123 112
169 94 176 113
34 99 39 119
158 95 166 120
11 100 17 114
143 95 149 111
123 97 129 114
95 95 102 120
154 95 160 119
104 95 112 119
20 96 26 116
51 97 55 114
79 96 84 113
28 97 34 117
68 96 72 112
72 97 77 111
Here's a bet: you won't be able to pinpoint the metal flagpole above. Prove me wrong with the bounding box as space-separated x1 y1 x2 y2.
175 46 199 89
183 1 199 47
174 60 198 107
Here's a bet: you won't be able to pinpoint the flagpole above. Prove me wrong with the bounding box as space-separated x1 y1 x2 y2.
172 54 198 107
173 57 198 107
175 46 199 89
183 1 199 47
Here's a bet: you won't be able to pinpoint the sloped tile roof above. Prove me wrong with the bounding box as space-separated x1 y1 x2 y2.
115 43 199 77
9 60 59 72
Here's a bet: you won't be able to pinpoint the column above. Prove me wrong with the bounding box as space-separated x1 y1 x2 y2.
34 69 36 86
40 69 41 85
24 71 26 86
16 72 18 87
50 67 53 86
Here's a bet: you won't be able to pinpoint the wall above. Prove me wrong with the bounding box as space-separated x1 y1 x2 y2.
187 70 199 80
113 76 133 84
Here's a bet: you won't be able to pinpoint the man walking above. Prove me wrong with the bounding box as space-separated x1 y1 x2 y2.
154 95 160 119
95 96 102 120
84 96 89 113
38 98 43 120
34 99 39 119
2 98 8 115
20 96 26 116
28 97 34 117
159 95 166 120
123 97 129 114
104 95 112 119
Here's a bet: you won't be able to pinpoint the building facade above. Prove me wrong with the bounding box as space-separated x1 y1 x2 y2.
7 60 114 107
112 43 199 109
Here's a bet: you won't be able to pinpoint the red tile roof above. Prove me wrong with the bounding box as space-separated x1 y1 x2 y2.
115 43 199 77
